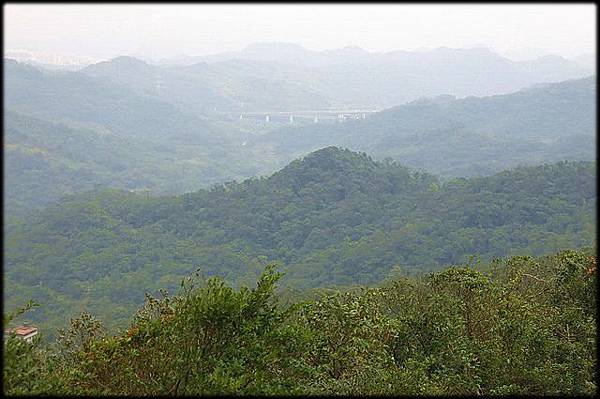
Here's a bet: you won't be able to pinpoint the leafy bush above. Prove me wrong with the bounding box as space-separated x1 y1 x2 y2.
3 249 596 395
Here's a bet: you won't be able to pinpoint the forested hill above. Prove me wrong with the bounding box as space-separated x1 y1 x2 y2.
5 58 595 219
4 148 596 336
4 109 263 219
3 60 274 218
251 76 596 178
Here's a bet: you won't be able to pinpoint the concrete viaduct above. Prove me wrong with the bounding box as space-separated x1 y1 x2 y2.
236 109 380 123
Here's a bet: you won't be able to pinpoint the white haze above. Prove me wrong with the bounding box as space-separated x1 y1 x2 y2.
3 3 596 63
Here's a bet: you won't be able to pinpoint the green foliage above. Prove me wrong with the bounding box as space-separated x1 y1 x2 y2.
3 250 596 395
3 301 63 395
4 148 596 338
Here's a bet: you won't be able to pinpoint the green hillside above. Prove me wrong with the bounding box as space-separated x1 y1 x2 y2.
252 77 596 177
4 110 270 218
4 148 596 337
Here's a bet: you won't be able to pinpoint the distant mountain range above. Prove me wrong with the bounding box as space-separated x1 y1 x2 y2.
4 55 596 218
160 42 593 72
4 49 101 71
160 42 374 67
571 53 596 70
8 42 590 112
250 76 597 178
153 43 594 109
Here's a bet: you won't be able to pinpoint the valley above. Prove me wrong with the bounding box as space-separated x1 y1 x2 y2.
3 5 597 394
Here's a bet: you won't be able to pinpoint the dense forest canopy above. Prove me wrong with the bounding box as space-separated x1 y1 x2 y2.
4 148 596 338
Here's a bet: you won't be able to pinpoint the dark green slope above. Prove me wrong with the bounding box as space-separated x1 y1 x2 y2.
251 77 596 177
4 110 144 218
3 110 265 218
4 148 596 335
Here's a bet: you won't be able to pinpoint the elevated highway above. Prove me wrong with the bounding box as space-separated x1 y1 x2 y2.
235 109 380 123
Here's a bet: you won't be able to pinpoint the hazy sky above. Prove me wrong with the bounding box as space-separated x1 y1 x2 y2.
4 3 596 60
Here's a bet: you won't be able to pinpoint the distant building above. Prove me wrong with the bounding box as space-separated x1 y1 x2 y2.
4 325 38 343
